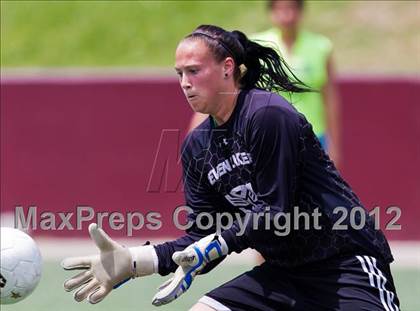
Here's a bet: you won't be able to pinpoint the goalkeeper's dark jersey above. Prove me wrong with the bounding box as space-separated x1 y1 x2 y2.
155 89 393 276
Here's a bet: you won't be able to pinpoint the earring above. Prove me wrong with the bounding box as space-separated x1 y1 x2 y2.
224 73 228 77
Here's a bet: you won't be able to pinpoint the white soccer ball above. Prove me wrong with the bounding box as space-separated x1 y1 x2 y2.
0 227 42 304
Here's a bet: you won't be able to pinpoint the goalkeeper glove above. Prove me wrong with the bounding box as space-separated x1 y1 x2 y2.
152 233 228 306
61 223 157 304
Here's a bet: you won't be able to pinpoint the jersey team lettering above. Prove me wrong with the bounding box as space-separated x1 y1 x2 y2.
207 152 252 185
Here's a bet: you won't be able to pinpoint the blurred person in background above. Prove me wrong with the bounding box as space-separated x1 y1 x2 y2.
189 0 342 168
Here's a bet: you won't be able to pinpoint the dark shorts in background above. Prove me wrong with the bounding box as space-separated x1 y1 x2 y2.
200 255 400 311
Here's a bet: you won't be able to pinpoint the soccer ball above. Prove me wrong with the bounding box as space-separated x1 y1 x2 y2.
0 227 42 304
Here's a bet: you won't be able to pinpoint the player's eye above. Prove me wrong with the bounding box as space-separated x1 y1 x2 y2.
189 68 198 75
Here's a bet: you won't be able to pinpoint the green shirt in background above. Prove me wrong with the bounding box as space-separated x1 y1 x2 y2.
250 28 332 137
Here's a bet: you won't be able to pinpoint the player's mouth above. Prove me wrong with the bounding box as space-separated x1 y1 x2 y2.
187 94 197 100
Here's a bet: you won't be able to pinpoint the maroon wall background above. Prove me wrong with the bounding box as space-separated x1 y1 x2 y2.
339 77 420 240
1 76 419 240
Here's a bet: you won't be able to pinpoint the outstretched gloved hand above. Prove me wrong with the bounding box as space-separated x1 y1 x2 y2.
62 223 157 304
152 234 228 306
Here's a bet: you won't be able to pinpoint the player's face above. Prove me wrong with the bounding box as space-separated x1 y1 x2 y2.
175 39 226 114
270 0 302 32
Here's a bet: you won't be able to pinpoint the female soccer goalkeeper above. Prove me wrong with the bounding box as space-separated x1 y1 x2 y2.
62 25 400 311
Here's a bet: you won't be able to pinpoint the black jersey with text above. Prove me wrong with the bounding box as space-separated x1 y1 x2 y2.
154 89 393 276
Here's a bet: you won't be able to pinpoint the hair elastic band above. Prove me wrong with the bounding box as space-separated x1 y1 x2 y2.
239 64 248 77
190 31 236 59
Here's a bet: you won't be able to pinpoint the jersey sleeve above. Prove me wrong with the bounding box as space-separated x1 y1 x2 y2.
221 105 302 254
154 134 226 276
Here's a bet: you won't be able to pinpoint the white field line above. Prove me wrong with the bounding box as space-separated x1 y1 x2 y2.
34 237 420 269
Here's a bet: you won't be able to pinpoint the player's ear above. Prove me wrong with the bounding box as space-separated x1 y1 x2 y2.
223 57 235 78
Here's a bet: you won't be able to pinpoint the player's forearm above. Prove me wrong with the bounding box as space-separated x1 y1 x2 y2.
220 204 288 255
154 235 197 276
154 230 225 276
155 232 228 276
221 221 252 254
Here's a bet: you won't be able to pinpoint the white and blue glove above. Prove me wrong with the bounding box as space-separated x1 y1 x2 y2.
152 234 228 306
61 223 158 304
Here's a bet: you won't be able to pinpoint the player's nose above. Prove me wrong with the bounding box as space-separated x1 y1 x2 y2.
181 75 192 90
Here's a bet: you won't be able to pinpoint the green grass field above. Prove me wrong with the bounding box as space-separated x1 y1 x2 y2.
1 1 419 73
2 261 419 311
